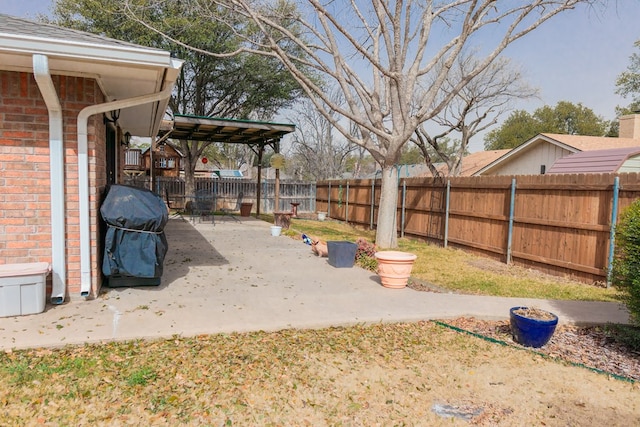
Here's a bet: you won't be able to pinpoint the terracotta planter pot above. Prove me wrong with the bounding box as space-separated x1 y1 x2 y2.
240 203 253 217
374 251 417 289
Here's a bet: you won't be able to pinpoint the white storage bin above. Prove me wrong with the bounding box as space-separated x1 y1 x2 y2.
0 262 50 317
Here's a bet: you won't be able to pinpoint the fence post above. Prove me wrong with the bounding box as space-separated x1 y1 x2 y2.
507 178 517 265
401 179 406 238
607 176 620 288
444 179 450 248
327 181 331 217
346 181 350 223
370 178 375 229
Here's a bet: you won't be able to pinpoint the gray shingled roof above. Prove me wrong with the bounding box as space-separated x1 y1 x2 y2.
0 13 164 52
547 147 640 174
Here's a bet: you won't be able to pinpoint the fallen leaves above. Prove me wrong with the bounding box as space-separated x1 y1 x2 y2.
0 322 637 425
443 317 640 382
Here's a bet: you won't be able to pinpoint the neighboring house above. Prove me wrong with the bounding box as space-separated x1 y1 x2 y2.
193 158 244 179
365 151 508 179
449 150 510 176
0 14 182 302
142 142 183 178
547 147 640 174
473 114 640 176
123 148 146 177
213 170 244 178
361 164 434 180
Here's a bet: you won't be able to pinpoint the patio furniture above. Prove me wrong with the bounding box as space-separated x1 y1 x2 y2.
194 189 216 224
221 192 243 222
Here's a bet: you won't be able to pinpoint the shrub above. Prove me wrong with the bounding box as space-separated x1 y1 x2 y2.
355 238 378 272
612 199 640 327
605 324 640 352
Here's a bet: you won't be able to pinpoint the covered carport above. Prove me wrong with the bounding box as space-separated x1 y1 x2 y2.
156 114 296 215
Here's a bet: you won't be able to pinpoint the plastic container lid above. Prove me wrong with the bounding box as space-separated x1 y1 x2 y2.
0 262 51 278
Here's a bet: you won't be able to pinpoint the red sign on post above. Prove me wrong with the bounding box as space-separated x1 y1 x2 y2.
202 157 208 164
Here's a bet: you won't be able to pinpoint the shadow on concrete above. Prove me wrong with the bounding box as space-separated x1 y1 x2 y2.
546 298 629 326
103 217 228 294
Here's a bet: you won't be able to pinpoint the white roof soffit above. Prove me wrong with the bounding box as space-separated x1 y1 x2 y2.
0 15 183 137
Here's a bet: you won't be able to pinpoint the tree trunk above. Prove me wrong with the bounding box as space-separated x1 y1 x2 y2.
184 153 196 199
375 165 399 248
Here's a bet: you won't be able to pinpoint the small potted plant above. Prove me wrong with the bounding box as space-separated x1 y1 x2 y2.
354 238 378 272
509 306 558 348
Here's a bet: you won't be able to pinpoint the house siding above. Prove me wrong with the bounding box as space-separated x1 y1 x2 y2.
488 143 573 175
619 156 640 173
0 70 106 298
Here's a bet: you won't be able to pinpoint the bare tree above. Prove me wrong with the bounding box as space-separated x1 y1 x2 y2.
286 92 356 181
413 55 538 176
126 0 597 247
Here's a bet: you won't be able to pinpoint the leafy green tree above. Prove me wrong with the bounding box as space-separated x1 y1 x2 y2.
484 102 608 150
48 0 305 196
616 40 640 113
399 145 425 166
533 101 608 135
483 110 540 150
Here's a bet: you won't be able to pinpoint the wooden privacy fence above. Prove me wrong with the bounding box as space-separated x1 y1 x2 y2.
316 173 640 284
124 176 316 214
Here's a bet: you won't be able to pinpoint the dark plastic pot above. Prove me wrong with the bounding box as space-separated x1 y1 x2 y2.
327 241 357 268
509 306 558 348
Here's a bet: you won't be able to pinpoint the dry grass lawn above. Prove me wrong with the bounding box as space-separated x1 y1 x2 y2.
1 322 638 426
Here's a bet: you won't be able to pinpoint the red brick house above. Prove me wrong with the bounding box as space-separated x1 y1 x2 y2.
0 15 182 302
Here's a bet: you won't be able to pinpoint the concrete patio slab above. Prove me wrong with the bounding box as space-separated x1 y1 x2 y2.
0 217 629 350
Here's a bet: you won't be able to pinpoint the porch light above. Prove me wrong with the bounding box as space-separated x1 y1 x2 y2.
103 109 120 125
122 131 132 147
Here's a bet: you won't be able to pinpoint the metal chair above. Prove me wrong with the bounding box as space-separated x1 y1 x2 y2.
220 192 243 222
194 189 216 224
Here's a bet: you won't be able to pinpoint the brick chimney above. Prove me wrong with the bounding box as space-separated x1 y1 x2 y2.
619 113 640 139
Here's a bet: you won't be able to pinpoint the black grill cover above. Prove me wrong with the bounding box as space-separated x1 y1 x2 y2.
101 185 168 282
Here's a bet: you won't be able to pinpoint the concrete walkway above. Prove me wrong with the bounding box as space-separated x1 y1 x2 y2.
0 216 630 350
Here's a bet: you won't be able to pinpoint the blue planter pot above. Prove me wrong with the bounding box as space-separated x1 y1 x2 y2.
510 307 558 348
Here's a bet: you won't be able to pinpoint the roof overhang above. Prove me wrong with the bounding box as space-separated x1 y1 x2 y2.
0 16 183 137
159 114 296 146
473 134 580 176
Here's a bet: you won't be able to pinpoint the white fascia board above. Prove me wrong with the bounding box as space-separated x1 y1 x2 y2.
0 33 173 68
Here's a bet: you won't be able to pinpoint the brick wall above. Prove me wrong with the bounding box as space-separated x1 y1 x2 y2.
0 70 106 298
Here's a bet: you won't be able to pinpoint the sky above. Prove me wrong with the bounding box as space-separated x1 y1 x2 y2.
2 0 639 152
